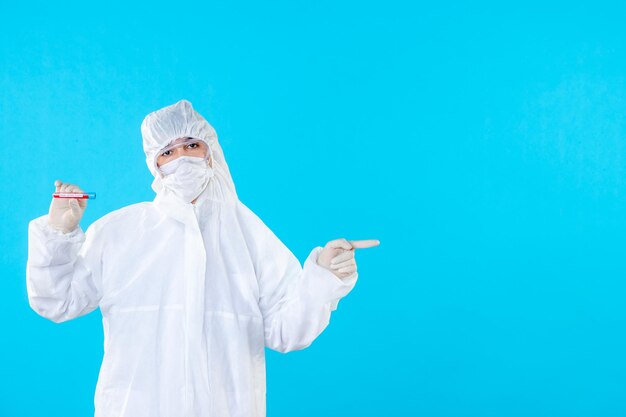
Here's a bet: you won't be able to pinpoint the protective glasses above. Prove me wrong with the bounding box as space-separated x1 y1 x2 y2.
156 137 211 168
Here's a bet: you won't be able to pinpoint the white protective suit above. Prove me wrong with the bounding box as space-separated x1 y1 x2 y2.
26 99 358 417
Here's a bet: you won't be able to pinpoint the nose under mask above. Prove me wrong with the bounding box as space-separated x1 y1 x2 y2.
159 156 214 202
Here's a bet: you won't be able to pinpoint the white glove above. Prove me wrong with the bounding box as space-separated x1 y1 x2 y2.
48 179 87 234
317 238 380 279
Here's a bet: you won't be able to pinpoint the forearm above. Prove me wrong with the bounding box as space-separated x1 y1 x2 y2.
263 246 358 353
26 215 97 323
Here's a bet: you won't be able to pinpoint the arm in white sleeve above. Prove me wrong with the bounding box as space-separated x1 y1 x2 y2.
236 201 358 353
26 215 104 323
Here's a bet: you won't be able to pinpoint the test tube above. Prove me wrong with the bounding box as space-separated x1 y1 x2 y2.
52 192 96 200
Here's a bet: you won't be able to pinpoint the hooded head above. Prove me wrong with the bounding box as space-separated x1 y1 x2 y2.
141 99 237 203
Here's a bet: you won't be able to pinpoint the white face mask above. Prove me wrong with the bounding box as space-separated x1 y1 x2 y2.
159 156 214 203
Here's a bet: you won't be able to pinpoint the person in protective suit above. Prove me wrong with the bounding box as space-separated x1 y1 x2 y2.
26 99 379 417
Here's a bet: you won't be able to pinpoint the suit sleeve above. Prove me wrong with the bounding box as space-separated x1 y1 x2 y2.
235 201 358 353
26 215 104 323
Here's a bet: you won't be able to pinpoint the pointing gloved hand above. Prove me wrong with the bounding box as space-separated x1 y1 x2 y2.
48 179 88 234
317 238 380 279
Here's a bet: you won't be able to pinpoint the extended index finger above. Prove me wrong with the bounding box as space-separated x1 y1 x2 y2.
348 239 380 249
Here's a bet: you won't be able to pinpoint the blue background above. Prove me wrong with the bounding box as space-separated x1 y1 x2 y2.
2 1 626 416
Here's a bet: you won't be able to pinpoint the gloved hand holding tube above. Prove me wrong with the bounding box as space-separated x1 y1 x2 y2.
48 179 87 234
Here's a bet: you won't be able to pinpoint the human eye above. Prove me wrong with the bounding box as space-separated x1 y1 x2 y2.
161 150 172 157
186 142 199 149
